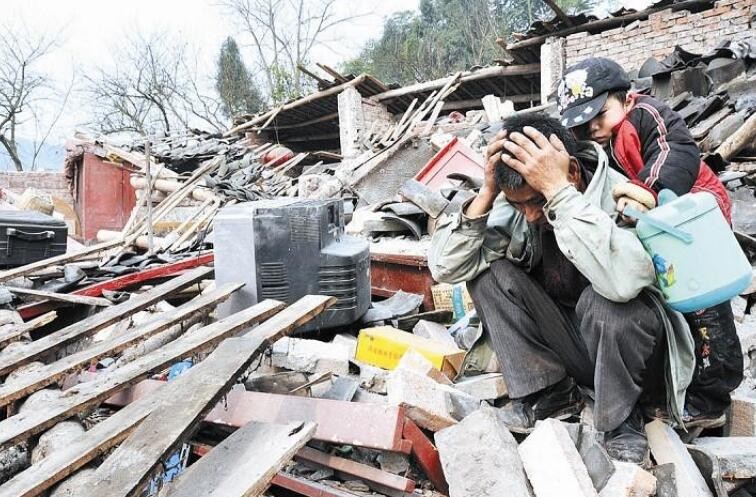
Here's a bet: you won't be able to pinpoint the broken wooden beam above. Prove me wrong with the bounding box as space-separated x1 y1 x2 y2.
0 299 285 450
6 286 113 307
373 65 540 102
0 282 243 408
0 266 213 376
224 75 369 136
164 422 316 497
0 311 56 349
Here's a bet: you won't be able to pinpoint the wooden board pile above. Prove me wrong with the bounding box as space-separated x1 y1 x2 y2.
0 251 336 496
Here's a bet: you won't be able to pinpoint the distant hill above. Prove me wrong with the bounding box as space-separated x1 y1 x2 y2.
0 138 65 171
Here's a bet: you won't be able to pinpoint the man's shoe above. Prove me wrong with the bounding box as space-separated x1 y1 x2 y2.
604 408 649 465
644 405 727 430
498 377 584 433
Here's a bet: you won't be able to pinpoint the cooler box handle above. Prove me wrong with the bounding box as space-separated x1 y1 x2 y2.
622 206 693 244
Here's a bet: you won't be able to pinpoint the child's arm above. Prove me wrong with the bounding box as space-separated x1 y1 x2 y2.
632 101 701 196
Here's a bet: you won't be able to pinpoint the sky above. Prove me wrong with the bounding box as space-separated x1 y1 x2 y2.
2 0 654 149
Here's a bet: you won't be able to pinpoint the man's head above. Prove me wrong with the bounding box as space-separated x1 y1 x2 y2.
557 57 632 145
492 113 581 225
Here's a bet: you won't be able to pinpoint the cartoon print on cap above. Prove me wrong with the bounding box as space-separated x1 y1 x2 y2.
558 69 594 110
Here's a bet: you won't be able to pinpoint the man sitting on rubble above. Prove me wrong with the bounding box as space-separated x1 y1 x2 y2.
428 113 695 464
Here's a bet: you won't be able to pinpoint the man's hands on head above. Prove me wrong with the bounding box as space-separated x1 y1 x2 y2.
501 126 572 201
465 129 507 218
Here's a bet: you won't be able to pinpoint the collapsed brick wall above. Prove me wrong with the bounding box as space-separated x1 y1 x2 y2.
0 171 73 204
565 0 756 71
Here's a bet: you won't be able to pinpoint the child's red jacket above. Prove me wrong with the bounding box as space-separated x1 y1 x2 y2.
609 94 731 221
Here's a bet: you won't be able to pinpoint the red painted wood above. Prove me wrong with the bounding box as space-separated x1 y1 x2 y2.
370 253 435 311
413 136 484 192
105 380 409 453
403 418 449 495
76 153 137 242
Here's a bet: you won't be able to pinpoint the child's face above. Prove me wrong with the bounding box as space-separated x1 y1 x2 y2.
575 94 632 146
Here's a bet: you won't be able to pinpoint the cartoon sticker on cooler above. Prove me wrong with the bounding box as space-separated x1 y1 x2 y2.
652 254 676 288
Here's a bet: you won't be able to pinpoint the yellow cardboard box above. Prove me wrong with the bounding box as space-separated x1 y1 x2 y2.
431 283 474 319
355 326 465 377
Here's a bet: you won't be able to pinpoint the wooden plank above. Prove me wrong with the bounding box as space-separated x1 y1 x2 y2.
0 312 56 349
0 295 331 497
0 282 244 408
295 446 416 493
0 299 285 450
107 382 409 453
84 295 335 497
223 75 368 136
373 65 539 102
7 286 113 307
0 265 213 376
0 376 167 497
163 422 316 497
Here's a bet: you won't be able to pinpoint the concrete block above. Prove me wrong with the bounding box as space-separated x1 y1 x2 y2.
518 419 597 497
693 437 756 479
599 461 656 497
332 333 358 359
387 368 455 431
412 320 457 348
453 373 508 401
355 360 388 394
645 420 714 497
271 337 350 375
396 349 453 385
386 368 461 432
436 404 531 497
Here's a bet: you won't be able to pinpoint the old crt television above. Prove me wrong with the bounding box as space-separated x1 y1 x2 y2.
214 198 370 330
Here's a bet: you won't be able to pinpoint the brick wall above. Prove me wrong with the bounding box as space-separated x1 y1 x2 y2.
0 171 73 204
565 0 756 71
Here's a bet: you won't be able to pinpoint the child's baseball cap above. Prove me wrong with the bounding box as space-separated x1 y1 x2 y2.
557 57 631 128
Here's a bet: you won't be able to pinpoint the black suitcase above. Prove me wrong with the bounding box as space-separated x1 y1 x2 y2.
0 211 68 268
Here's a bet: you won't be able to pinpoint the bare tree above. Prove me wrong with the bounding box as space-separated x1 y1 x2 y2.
84 32 226 136
0 25 60 171
220 0 368 103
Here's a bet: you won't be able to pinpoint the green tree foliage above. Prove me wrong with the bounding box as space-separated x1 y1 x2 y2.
215 37 264 118
342 0 597 85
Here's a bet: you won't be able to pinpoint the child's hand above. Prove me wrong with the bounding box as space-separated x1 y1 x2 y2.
616 196 649 225
612 182 657 225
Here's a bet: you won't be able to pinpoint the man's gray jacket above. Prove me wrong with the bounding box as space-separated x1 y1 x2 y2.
428 142 695 427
